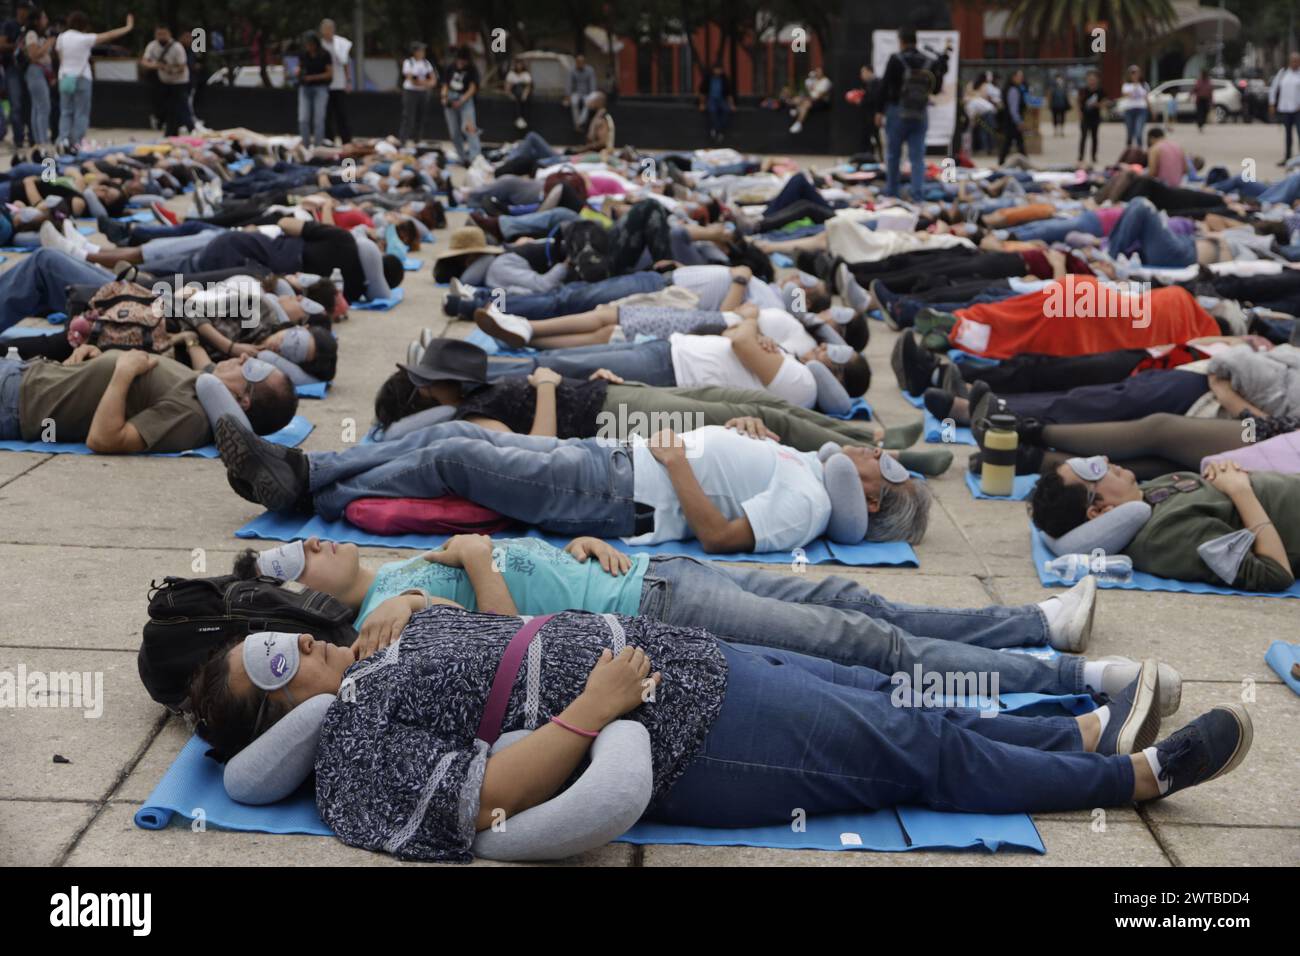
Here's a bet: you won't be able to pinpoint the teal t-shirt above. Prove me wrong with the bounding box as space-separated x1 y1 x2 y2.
355 537 650 624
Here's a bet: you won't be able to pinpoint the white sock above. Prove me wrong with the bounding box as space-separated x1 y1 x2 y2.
1082 661 1109 694
1142 746 1169 794
1037 597 1064 631
1092 704 1111 738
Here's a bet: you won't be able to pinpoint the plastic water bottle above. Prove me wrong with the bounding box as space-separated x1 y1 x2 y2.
1044 553 1134 584
330 268 344 295
4 347 19 362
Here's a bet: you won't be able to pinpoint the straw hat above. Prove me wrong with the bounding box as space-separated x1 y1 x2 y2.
432 225 502 262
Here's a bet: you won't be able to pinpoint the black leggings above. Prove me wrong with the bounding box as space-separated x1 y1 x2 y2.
1078 116 1100 162
1119 177 1228 217
0 329 73 361
969 350 1148 394
854 252 1027 294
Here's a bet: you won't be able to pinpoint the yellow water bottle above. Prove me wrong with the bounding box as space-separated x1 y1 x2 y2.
980 412 1018 497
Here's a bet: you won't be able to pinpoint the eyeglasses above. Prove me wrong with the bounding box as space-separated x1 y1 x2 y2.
1143 477 1202 506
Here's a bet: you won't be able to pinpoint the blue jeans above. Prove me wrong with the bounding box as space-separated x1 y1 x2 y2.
454 272 667 320
1211 173 1269 199
4 63 27 146
58 76 93 146
1010 210 1103 243
1123 107 1149 147
0 358 23 439
647 642 1131 824
507 130 554 164
0 248 112 332
884 104 928 199
1106 197 1196 266
299 86 329 147
127 220 222 244
308 420 636 534
489 339 678 387
637 556 1083 696
1257 172 1300 206
444 99 481 164
26 65 51 146
765 172 832 216
706 98 731 135
499 207 578 240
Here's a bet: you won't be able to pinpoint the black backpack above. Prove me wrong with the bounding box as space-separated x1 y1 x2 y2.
560 218 612 283
139 575 358 714
898 52 935 121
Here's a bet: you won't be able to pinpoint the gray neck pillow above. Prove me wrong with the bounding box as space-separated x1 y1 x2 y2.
350 225 392 302
195 372 252 434
257 349 320 388
808 360 852 416
817 441 869 543
1040 499 1152 557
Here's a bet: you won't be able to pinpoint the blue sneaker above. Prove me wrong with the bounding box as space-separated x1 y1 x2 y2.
1147 704 1253 800
1096 659 1161 755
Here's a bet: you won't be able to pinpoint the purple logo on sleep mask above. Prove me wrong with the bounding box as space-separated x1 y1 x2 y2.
270 653 288 678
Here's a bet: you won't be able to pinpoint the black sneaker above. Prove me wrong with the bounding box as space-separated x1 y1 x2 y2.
870 279 902 330
215 415 311 513
941 363 969 399
98 216 131 246
922 387 955 420
894 331 938 397
1096 659 1161 756
1146 705 1253 801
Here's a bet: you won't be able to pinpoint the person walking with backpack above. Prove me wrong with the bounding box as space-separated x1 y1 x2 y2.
881 28 950 199
139 22 189 136
998 69 1029 165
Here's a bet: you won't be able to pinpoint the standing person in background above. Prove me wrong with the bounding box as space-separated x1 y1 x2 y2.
881 28 950 197
998 68 1028 165
1049 74 1068 137
441 46 480 164
1269 51 1300 166
506 56 531 130
296 31 332 149
565 53 596 134
853 64 883 159
0 2 33 150
55 10 134 153
964 72 996 154
1193 69 1213 133
399 41 436 147
23 7 54 152
1077 69 1105 166
1120 64 1150 148
139 22 188 136
698 63 735 144
319 17 352 145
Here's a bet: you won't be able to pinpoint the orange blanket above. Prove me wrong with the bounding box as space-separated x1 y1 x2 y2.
949 276 1219 359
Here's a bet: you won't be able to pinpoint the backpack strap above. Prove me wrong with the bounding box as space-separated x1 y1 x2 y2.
476 614 556 745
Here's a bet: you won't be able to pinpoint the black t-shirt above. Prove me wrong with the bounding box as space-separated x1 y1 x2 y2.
300 222 365 302
512 238 563 272
1079 88 1105 119
196 231 306 275
300 49 333 86
443 64 479 100
455 376 607 439
1 19 21 68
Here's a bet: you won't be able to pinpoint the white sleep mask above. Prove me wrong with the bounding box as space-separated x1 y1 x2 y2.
242 631 301 692
299 296 326 316
279 327 312 365
256 540 306 581
1066 456 1108 482
242 357 275 383
880 454 910 484
827 305 855 325
825 343 856 365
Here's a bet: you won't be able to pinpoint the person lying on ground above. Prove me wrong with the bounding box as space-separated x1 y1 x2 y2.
0 348 297 453
188 604 1251 862
216 418 934 551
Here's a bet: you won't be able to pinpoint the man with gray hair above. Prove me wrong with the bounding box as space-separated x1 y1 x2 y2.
319 18 353 144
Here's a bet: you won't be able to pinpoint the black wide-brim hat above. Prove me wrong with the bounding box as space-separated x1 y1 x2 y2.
397 338 489 387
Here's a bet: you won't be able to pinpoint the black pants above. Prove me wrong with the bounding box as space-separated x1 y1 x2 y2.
1280 111 1300 161
610 200 673 273
325 89 351 143
1195 97 1210 130
861 119 881 160
1119 177 1227 217
998 117 1026 164
758 199 837 233
1004 369 1210 425
851 251 1025 294
161 84 187 136
1078 115 1100 162
966 349 1148 394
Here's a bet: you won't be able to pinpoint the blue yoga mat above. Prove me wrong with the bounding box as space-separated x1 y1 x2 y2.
234 512 919 568
352 287 406 311
0 414 313 458
965 470 1039 501
1265 641 1300 696
403 257 424 271
467 327 535 357
295 382 328 399
901 389 976 445
137 691 1098 854
1030 523 1300 599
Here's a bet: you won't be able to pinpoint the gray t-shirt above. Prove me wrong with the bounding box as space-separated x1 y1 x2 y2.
143 38 190 85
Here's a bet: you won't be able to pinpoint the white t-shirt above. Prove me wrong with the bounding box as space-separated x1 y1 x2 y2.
1119 82 1150 111
324 35 352 90
806 74 832 100
669 332 817 408
626 426 830 552
143 39 189 85
753 308 818 354
56 29 97 80
506 69 532 88
402 57 435 91
25 29 52 68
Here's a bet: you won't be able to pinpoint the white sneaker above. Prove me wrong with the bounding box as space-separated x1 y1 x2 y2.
1048 574 1097 652
449 276 473 299
837 263 871 313
40 221 85 258
789 121 803 134
475 302 533 349
61 220 94 254
1098 657 1183 717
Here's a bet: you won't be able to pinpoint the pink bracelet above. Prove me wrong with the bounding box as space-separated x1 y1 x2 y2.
550 716 599 739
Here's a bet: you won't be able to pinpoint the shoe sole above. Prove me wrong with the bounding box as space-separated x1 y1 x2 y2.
889 333 909 392
1063 575 1096 653
215 418 300 512
870 279 900 330
474 307 527 350
1113 659 1161 754
1202 704 1254 784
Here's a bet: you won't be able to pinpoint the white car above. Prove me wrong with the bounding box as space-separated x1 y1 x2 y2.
1147 78 1241 123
